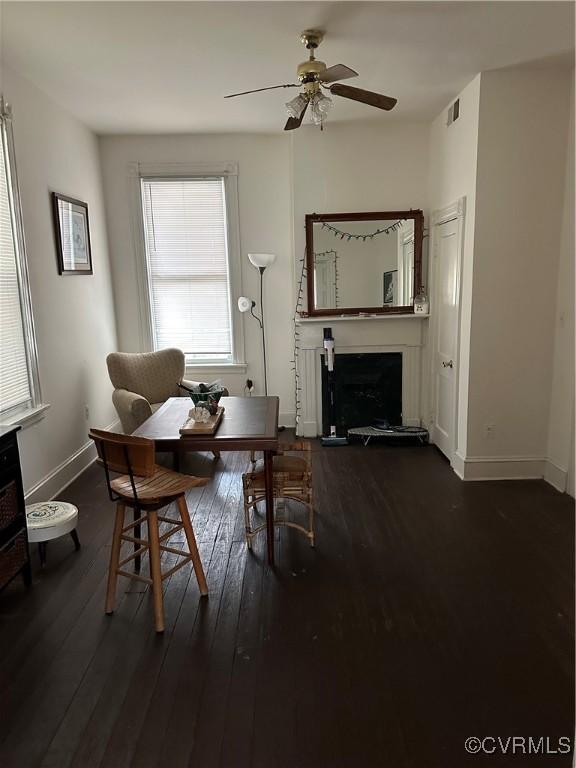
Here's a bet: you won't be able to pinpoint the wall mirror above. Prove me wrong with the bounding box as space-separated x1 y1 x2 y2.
305 210 424 316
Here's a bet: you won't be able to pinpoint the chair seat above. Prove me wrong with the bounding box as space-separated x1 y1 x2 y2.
110 465 207 504
248 455 309 492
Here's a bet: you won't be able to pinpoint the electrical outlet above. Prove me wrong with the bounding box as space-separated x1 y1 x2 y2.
84 405 90 421
485 423 496 439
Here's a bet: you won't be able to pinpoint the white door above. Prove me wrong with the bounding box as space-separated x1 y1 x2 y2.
433 217 460 459
314 253 337 309
397 235 414 305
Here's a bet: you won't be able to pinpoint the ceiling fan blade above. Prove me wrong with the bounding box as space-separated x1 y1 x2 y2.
330 83 397 111
224 84 300 99
319 64 358 84
284 100 308 131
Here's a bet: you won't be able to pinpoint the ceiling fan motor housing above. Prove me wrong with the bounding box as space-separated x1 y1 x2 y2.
297 58 327 86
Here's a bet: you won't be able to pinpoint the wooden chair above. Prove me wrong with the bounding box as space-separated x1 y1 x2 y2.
242 441 314 549
89 429 208 633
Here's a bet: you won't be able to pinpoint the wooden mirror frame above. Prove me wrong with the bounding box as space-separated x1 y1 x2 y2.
305 209 424 317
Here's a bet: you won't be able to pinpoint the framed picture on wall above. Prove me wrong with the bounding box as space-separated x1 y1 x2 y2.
51 192 93 275
383 269 397 305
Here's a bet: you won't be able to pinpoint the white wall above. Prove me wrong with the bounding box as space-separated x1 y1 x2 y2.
545 70 574 493
290 120 431 434
98 133 295 423
292 120 429 266
428 75 481 456
1 66 118 497
100 122 430 427
467 65 572 467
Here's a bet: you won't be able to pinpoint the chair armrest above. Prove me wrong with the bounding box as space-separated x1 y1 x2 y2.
112 389 152 434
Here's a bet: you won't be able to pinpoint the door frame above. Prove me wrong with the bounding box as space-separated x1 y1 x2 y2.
429 197 466 465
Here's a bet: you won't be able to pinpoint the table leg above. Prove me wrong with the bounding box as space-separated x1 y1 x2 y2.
264 449 275 567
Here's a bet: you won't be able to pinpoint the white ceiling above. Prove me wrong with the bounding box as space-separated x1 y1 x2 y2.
1 1 573 134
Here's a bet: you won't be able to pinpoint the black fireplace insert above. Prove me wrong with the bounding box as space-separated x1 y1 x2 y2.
321 352 402 436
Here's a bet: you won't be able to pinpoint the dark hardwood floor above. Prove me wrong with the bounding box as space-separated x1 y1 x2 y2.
0 440 573 767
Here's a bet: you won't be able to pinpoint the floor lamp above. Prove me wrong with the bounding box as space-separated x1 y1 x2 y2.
238 252 276 395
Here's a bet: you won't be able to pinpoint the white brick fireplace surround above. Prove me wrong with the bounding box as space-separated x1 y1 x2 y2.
295 316 429 438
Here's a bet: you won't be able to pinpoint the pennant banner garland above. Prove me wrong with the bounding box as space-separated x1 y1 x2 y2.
321 219 405 241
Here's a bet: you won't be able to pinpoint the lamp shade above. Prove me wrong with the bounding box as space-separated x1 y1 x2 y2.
248 253 276 269
237 296 255 313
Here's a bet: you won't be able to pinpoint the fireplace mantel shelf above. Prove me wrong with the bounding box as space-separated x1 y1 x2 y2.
296 314 429 324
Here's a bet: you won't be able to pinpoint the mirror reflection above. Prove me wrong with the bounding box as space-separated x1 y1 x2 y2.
306 211 423 316
313 219 415 310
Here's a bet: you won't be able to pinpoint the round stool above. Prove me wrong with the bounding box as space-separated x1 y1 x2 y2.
25 501 80 567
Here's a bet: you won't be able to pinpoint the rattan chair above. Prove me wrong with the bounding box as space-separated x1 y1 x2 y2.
242 441 314 549
89 428 208 633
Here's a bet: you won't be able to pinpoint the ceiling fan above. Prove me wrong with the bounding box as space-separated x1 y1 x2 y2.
224 29 397 131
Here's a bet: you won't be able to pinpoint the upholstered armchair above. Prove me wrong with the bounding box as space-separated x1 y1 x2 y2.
106 348 227 434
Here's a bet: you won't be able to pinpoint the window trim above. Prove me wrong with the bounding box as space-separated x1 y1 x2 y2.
0 97 44 424
128 161 245 367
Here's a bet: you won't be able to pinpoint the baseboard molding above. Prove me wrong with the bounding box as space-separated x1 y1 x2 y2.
451 451 465 479
452 452 546 482
299 420 318 438
279 411 296 429
24 419 121 504
544 459 568 493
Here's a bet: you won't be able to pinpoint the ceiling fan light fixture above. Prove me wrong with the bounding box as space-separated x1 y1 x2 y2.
285 93 307 119
310 92 332 125
315 92 333 113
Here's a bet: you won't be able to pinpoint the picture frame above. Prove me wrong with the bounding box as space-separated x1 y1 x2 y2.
51 192 93 275
383 269 397 305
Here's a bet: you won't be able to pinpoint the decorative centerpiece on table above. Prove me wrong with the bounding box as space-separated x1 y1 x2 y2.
177 380 225 413
177 380 226 435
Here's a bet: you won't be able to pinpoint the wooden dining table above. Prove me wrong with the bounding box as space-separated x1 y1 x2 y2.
133 396 280 566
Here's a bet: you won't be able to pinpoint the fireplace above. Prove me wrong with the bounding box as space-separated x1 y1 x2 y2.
321 352 402 436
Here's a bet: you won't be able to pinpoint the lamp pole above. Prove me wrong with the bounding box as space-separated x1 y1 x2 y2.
246 253 276 395
258 266 268 395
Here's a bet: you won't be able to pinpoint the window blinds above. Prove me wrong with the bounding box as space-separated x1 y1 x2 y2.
0 121 31 414
141 178 233 359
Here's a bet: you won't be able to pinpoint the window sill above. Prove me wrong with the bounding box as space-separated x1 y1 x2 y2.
1 403 50 430
185 363 247 377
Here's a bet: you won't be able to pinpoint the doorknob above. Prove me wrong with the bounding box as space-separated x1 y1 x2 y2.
442 360 454 368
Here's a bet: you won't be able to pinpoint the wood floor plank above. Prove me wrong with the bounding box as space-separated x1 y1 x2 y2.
186 540 247 767
218 537 266 768
0 443 572 768
96 544 196 768
155 546 232 767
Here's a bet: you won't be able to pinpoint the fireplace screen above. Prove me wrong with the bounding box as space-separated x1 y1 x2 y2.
321 352 402 436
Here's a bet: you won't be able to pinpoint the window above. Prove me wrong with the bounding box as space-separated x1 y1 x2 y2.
0 99 42 422
141 176 237 364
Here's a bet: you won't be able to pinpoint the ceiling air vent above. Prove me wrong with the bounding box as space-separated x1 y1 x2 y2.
447 98 460 126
